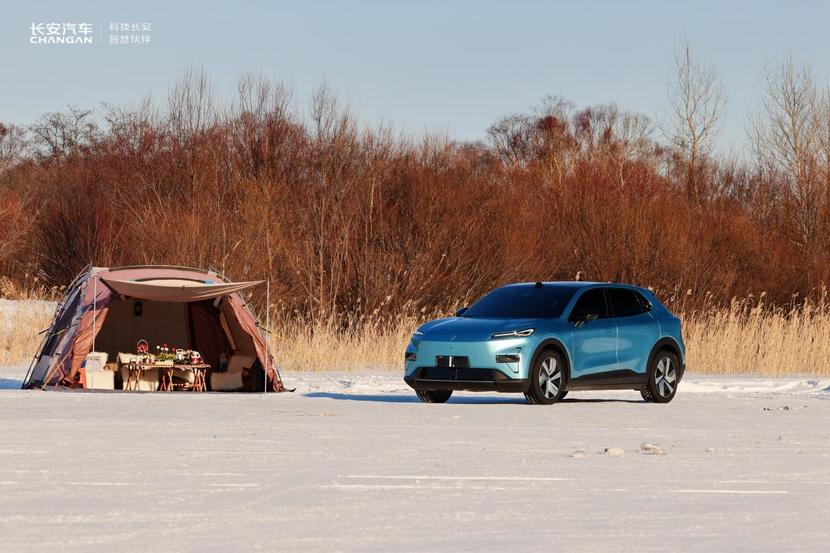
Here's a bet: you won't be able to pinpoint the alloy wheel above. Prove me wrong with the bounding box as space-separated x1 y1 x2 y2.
538 356 562 399
654 356 677 398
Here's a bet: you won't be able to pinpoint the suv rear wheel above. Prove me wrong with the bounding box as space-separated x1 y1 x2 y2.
642 350 679 403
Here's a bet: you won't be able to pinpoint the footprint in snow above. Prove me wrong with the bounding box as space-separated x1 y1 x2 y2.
640 443 667 455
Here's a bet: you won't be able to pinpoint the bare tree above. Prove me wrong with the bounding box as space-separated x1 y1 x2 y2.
0 123 26 175
28 107 99 159
662 36 726 201
815 87 830 189
230 74 296 178
168 67 215 140
0 184 33 269
572 104 653 186
749 56 822 250
487 113 534 166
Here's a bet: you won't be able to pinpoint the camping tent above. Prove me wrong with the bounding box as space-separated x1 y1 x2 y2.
22 265 285 392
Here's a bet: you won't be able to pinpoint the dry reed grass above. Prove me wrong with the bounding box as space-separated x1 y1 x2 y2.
0 299 55 367
271 296 830 376
3 297 829 378
683 297 830 376
269 316 418 373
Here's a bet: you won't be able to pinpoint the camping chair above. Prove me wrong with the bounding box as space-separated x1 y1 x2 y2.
210 354 255 392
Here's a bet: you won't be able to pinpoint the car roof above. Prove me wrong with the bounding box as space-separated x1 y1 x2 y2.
504 281 646 291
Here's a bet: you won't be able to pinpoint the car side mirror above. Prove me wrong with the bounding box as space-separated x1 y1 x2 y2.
455 307 468 317
571 312 599 326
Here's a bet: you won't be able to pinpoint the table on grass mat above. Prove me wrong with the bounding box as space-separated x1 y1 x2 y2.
124 362 211 392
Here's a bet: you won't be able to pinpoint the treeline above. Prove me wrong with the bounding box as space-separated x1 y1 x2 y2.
1 46 829 321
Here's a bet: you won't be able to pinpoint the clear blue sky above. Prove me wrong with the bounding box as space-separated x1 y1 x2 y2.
3 0 829 149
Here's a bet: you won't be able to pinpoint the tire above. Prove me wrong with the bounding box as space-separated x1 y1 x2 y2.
524 350 566 405
416 389 453 403
643 350 679 403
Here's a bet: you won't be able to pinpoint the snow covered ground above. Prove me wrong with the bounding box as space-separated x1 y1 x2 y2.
1 365 829 552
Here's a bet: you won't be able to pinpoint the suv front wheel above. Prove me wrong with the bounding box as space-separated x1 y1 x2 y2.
416 389 453 403
525 350 566 405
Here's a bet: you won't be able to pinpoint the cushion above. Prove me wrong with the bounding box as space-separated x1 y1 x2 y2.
226 354 256 374
211 370 244 391
118 352 141 365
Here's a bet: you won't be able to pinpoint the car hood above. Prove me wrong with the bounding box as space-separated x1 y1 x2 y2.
417 317 541 341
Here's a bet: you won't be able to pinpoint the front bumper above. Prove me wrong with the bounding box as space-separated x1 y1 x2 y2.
404 367 529 393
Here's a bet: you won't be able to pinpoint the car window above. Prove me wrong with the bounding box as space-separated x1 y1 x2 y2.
608 288 646 317
569 288 610 320
633 291 652 312
462 284 579 319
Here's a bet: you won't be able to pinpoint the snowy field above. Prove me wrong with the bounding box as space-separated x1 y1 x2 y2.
1 365 829 552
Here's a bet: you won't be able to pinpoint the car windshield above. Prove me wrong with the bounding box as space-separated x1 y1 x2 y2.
461 285 580 319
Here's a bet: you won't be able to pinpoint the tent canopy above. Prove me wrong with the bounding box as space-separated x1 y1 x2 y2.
101 277 263 302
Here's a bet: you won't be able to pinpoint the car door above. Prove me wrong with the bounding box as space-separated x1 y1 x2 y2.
607 288 660 375
568 288 618 378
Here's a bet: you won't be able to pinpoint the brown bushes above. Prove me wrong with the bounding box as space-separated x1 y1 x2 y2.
0 71 827 325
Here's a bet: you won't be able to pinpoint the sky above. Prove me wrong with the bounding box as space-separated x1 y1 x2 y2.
3 0 830 150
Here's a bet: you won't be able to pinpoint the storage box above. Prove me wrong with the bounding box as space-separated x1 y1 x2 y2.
86 369 115 390
84 351 109 372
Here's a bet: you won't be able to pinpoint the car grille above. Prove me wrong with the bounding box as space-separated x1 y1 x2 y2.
417 367 509 382
435 355 469 368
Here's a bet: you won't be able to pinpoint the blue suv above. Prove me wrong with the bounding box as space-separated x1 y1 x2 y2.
404 282 685 404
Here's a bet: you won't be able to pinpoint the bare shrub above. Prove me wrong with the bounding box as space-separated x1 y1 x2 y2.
0 66 826 375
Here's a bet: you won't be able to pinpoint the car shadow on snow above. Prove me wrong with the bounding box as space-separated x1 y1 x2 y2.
560 397 644 404
0 377 23 390
304 392 527 404
303 392 644 405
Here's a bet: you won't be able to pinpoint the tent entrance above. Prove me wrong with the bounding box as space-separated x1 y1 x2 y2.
95 299 192 360
93 298 233 390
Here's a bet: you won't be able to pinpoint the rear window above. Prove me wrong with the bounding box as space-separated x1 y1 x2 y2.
462 285 579 319
608 288 647 317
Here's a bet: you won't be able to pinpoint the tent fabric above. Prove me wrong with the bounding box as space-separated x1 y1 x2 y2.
189 301 231 376
100 277 263 303
23 265 284 393
63 278 113 386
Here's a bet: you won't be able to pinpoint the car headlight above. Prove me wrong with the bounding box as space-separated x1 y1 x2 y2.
491 328 534 339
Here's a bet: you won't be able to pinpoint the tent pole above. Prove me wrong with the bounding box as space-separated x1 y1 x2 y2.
90 272 96 393
264 276 269 396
